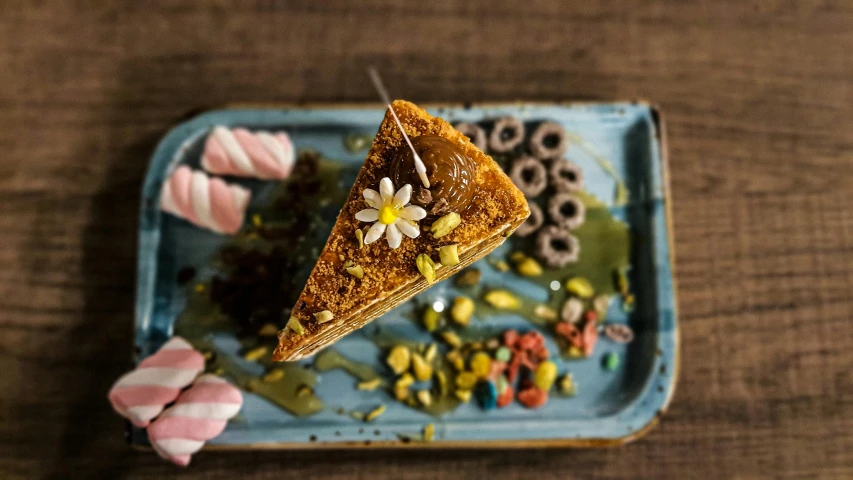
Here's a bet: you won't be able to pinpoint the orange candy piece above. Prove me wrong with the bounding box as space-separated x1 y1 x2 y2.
518 386 548 409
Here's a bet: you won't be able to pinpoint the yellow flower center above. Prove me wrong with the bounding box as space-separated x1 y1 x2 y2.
378 204 400 225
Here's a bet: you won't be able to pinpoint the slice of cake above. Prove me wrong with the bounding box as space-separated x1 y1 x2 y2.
273 100 529 361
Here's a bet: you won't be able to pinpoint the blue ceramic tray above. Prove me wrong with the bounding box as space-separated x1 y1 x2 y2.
134 103 677 448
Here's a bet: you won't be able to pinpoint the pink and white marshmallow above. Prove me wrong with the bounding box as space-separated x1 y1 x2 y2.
147 374 243 466
108 337 205 428
201 126 295 180
160 165 251 234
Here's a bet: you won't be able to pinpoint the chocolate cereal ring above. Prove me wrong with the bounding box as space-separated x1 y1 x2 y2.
535 226 580 268
509 156 547 197
488 116 525 153
550 159 584 193
529 121 567 160
515 203 544 237
548 193 586 230
454 122 487 151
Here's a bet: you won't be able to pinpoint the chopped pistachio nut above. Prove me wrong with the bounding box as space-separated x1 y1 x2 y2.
435 370 448 396
387 346 411 375
509 251 527 263
455 371 478 390
243 346 268 362
194 283 206 293
313 310 335 323
423 423 435 442
286 316 305 335
454 389 472 403
424 343 438 363
468 341 484 351
516 257 543 277
262 368 285 383
411 352 433 381
566 277 595 299
450 296 475 326
470 352 492 379
440 331 463 348
430 212 462 238
439 244 460 266
422 305 441 332
455 268 481 286
396 372 415 389
494 260 510 272
257 323 279 337
343 259 354 268
416 254 437 284
202 350 214 361
558 373 577 396
338 254 345 262
365 405 386 422
534 304 558 321
213 367 225 376
251 213 262 227
446 350 465 371
416 389 433 407
355 228 364 249
346 265 365 279
350 411 365 420
394 386 410 401
296 385 314 397
357 378 382 391
484 290 521 310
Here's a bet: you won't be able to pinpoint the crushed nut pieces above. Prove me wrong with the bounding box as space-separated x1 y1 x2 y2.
416 254 437 284
430 212 462 238
439 244 461 266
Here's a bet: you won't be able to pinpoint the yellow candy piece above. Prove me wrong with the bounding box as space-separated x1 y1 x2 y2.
455 371 478 390
470 352 492 379
483 290 520 310
533 361 558 391
565 277 594 299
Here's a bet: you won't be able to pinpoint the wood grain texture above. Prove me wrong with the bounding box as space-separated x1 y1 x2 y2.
1 0 853 478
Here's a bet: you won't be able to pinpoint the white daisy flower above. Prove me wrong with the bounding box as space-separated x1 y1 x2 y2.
356 177 427 249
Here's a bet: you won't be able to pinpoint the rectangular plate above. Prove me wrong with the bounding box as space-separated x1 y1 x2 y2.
134 103 677 448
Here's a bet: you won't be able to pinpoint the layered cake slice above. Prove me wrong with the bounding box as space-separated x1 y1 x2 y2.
273 100 529 361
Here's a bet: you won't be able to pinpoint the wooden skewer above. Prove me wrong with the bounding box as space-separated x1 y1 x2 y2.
367 68 430 189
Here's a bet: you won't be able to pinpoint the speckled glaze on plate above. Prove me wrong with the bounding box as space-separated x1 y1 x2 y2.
132 103 677 449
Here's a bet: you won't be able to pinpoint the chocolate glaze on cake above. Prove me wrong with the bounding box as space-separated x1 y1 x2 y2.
390 135 476 215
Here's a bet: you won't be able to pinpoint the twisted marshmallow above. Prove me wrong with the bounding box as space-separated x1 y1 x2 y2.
108 337 205 428
160 165 251 234
201 126 295 180
147 374 243 466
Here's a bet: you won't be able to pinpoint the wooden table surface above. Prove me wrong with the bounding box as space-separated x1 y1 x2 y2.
2 1 853 478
